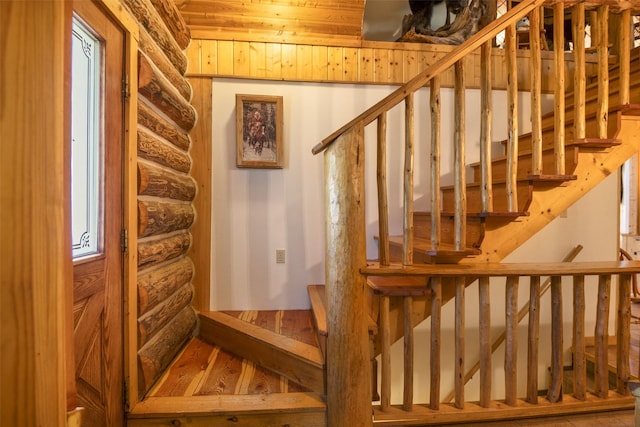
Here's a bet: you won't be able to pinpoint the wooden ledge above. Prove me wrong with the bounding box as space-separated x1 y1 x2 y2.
528 174 578 182
574 138 621 148
362 260 640 277
367 276 431 296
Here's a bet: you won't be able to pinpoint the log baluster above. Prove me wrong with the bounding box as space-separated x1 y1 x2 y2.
526 275 540 404
573 3 587 143
403 296 414 411
454 59 466 250
404 94 414 266
505 19 518 211
618 10 631 106
597 5 610 140
380 295 391 411
454 277 465 409
529 6 543 176
430 277 442 410
505 276 519 406
548 276 563 403
377 113 390 266
617 274 632 395
430 78 442 250
479 277 491 408
594 274 611 398
572 275 587 400
480 41 493 212
553 2 566 175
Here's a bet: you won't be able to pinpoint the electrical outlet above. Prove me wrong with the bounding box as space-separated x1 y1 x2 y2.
276 249 286 264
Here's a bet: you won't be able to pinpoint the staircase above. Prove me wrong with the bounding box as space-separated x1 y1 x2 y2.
128 2 640 426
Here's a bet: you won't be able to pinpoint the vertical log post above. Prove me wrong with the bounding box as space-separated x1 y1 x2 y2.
324 126 372 427
573 3 586 143
479 277 491 408
377 113 390 266
430 277 442 410
454 60 466 250
454 277 465 409
380 295 391 411
505 20 519 211
553 2 566 175
597 5 609 140
505 276 519 406
617 274 631 395
480 41 493 212
529 6 543 176
594 274 611 399
403 297 414 411
404 94 415 266
618 10 631 106
430 78 442 249
572 275 587 400
547 276 563 403
526 275 540 404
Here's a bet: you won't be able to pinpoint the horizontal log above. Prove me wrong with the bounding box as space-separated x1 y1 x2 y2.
138 283 193 346
148 0 191 50
137 128 191 173
139 32 191 102
137 231 191 268
138 161 196 201
138 199 194 238
123 0 188 75
138 256 194 315
138 100 190 151
138 305 196 395
139 54 196 131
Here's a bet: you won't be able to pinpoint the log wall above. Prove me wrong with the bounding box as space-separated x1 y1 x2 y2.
121 0 199 398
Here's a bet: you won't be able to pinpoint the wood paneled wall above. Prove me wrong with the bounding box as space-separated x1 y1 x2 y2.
186 39 602 92
121 0 199 399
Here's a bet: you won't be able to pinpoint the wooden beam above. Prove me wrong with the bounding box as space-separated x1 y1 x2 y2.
1 1 69 424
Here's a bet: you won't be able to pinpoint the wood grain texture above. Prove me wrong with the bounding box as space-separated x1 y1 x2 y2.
138 98 190 151
138 283 194 346
138 257 194 315
138 161 196 201
148 0 190 49
0 2 69 424
137 231 191 268
138 199 195 238
137 128 191 173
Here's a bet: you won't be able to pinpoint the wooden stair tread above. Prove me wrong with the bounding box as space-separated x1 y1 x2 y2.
199 311 325 394
414 210 526 218
307 284 377 336
367 275 431 296
388 235 481 258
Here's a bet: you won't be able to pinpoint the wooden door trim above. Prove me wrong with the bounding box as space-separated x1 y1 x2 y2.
96 0 141 413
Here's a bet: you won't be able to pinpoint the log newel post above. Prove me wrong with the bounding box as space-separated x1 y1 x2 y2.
324 126 372 427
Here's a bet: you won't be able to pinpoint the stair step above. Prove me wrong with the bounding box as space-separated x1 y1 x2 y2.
387 235 481 264
307 285 378 338
367 275 431 296
199 311 325 394
441 179 533 213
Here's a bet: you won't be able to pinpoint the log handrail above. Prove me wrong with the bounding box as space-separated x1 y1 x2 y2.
311 0 546 156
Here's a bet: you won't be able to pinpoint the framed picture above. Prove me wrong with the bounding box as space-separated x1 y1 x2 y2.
236 94 284 168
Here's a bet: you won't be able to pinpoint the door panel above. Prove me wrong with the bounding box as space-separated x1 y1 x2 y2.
71 1 124 426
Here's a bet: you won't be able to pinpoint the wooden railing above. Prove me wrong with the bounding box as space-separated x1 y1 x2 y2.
363 260 640 423
315 1 637 425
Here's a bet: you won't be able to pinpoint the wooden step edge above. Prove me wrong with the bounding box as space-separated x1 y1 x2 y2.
367 275 431 297
199 311 324 367
411 210 528 218
371 393 634 426
308 284 327 337
387 235 480 254
617 103 640 116
307 284 377 336
528 174 578 182
574 138 621 148
128 392 326 418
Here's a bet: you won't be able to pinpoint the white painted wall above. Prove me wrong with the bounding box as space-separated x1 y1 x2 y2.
210 77 618 313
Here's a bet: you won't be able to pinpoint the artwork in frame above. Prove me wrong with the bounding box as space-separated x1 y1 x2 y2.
236 94 284 168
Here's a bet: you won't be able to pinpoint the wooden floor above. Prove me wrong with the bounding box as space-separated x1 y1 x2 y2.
148 310 318 398
146 305 640 425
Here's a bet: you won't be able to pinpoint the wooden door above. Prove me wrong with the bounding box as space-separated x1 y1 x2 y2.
70 2 124 426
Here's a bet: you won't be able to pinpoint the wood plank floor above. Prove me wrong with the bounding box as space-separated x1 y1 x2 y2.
147 310 318 398
147 305 640 425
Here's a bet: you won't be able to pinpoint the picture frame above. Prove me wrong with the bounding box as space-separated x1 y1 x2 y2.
236 94 284 168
